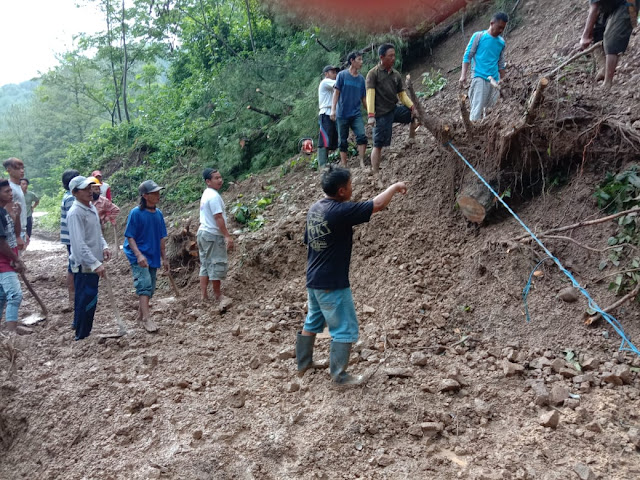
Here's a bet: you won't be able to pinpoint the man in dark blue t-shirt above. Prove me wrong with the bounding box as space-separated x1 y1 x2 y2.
297 165 407 385
330 51 368 169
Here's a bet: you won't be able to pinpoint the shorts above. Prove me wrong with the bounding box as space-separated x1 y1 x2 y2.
318 114 338 150
131 263 157 297
303 287 358 343
336 116 367 152
197 230 228 280
594 5 633 55
373 105 412 147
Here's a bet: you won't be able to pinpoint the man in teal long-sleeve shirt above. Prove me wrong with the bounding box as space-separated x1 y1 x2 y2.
459 12 508 121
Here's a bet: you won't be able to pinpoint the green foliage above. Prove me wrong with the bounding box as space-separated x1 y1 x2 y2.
417 70 447 98
33 193 63 234
230 187 277 231
594 166 640 295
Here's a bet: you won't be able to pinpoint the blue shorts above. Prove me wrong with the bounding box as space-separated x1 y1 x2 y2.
336 116 367 152
373 105 412 148
303 288 358 343
131 264 158 297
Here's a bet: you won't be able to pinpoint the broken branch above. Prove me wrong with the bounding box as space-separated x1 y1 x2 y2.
546 41 603 79
585 283 640 325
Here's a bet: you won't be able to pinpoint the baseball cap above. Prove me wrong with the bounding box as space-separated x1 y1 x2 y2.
91 170 102 177
322 65 338 74
139 180 164 195
69 176 97 192
87 176 102 186
202 167 219 180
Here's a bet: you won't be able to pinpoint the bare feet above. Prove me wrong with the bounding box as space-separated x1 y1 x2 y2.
216 295 233 310
141 316 158 333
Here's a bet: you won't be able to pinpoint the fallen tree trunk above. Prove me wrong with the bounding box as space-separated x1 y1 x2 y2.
457 180 496 223
405 74 452 144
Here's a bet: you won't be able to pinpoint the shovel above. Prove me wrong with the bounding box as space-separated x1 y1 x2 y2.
166 268 180 298
19 271 47 324
100 269 127 338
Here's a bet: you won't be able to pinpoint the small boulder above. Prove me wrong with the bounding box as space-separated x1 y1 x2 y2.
503 359 525 377
627 427 640 449
376 454 394 467
408 424 423 437
410 351 429 366
421 422 444 438
558 287 579 303
277 347 296 360
532 382 550 406
549 385 569 406
581 358 600 371
573 462 597 480
539 410 560 429
439 379 461 392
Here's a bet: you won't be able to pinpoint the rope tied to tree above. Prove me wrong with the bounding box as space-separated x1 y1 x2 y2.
448 141 640 357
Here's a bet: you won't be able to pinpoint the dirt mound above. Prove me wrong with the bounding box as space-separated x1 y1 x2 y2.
2 1 640 478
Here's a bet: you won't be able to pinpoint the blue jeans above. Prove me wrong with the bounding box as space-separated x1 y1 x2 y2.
131 263 157 297
336 116 367 153
303 288 359 343
0 271 23 322
74 269 99 340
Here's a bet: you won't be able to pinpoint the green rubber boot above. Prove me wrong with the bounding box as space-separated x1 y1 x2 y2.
329 341 363 385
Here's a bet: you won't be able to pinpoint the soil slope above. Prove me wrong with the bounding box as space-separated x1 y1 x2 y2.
2 1 640 478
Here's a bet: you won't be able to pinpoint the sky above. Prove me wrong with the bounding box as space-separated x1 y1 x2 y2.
0 0 105 86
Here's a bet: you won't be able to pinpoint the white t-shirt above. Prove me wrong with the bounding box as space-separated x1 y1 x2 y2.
198 187 227 236
100 182 110 197
10 181 27 233
318 78 336 115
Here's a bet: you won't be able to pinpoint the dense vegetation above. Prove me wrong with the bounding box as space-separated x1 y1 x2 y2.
0 0 411 212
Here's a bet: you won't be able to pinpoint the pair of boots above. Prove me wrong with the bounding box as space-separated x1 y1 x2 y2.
295 332 363 385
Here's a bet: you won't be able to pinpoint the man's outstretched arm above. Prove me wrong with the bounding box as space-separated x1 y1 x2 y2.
372 182 408 213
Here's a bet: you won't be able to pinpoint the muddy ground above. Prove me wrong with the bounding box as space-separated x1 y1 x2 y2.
2 0 640 478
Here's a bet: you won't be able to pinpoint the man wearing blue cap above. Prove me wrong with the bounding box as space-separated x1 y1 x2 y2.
123 180 169 332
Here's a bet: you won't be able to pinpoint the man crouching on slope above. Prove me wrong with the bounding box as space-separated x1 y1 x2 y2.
296 165 407 385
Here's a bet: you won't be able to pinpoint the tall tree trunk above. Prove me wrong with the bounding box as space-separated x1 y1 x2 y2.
106 0 122 123
244 0 256 53
121 0 130 123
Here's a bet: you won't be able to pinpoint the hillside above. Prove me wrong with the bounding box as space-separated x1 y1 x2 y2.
2 1 640 478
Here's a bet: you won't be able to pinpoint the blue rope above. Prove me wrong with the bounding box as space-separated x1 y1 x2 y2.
448 141 639 356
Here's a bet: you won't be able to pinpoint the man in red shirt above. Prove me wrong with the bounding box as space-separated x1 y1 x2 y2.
0 179 24 335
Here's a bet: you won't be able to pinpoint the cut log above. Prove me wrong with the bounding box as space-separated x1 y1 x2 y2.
457 180 496 223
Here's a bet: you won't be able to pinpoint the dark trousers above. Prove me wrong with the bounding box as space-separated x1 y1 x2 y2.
26 216 33 237
74 269 99 340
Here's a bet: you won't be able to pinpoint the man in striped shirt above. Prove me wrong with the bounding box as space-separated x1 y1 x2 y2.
61 169 79 308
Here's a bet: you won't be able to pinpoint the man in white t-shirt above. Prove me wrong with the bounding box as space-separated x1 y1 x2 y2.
198 168 233 307
317 65 338 169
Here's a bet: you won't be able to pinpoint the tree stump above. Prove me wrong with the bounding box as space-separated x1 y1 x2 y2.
457 180 496 223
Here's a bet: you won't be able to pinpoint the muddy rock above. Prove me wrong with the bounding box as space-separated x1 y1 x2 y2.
285 382 300 393
530 356 553 369
503 359 525 377
421 422 444 438
376 454 394 467
585 421 602 433
277 346 296 360
532 382 550 406
473 398 492 418
539 410 560 429
227 390 246 408
573 462 597 480
231 325 241 336
551 358 566 373
601 371 624 386
410 351 429 366
439 378 461 392
142 391 158 408
622 427 640 453
548 385 569 406
581 358 600 371
250 354 273 369
558 287 579 302
408 424 424 437
192 429 203 440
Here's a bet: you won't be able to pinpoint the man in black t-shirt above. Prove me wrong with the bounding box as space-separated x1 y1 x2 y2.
580 0 636 90
297 165 407 385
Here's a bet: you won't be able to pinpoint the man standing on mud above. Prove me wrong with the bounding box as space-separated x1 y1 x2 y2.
0 179 24 336
3 158 27 250
331 52 368 169
198 168 233 308
296 165 407 385
123 180 169 333
580 0 636 90
61 169 80 309
459 12 508 121
366 43 416 189
67 176 110 340
317 65 338 169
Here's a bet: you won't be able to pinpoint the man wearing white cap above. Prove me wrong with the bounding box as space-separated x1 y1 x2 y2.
67 176 111 340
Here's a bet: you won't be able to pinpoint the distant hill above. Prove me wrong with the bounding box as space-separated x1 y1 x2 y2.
0 80 39 117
